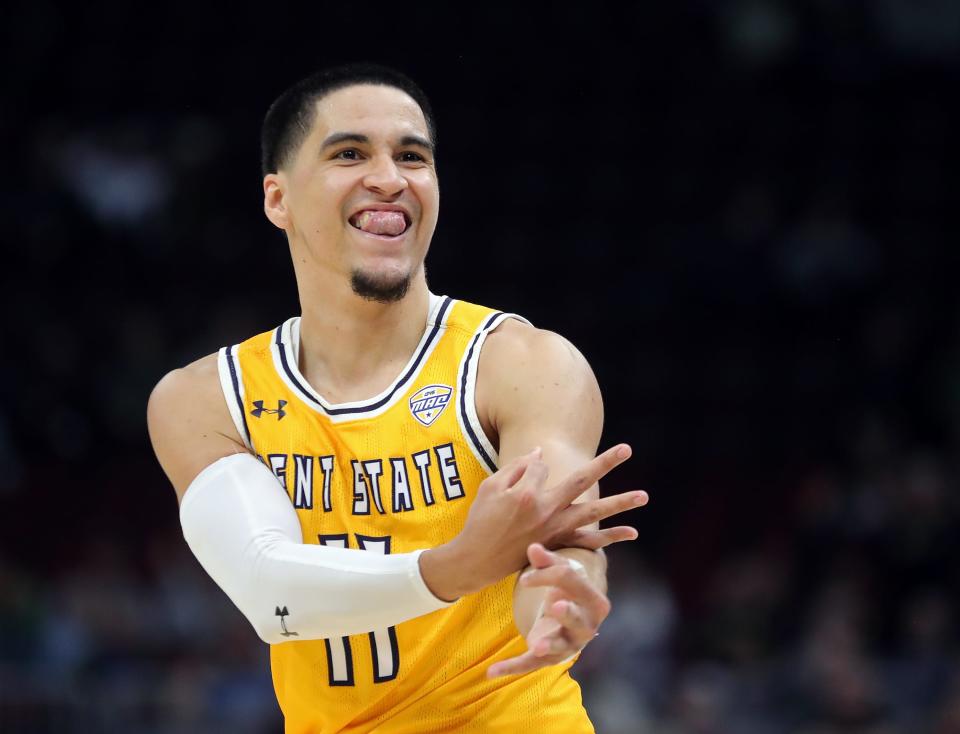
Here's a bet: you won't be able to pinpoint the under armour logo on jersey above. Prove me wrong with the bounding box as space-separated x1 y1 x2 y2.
275 606 298 637
252 400 287 419
409 384 452 427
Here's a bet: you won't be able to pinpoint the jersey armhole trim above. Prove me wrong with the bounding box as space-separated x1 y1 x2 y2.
217 345 253 451
455 312 531 475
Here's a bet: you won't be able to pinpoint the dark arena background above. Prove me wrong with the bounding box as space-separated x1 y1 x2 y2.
2 3 958 733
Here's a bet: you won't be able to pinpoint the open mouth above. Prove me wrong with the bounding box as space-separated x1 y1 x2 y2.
349 210 412 237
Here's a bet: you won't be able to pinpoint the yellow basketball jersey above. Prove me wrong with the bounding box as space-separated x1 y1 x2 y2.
216 294 594 734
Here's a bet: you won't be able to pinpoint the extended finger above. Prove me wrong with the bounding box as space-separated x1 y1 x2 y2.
563 490 648 529
487 650 547 678
487 647 575 678
556 525 638 550
533 631 575 657
550 444 632 505
508 459 549 495
490 448 542 491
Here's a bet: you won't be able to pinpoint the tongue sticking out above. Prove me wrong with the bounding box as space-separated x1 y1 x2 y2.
353 210 407 236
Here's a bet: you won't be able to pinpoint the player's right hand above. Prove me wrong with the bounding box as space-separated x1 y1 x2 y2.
419 444 647 600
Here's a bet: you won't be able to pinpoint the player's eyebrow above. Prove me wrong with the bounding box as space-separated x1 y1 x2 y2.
399 134 434 154
320 132 370 150
320 131 434 155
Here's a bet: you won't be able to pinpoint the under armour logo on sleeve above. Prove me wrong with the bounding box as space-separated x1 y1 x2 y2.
276 606 298 636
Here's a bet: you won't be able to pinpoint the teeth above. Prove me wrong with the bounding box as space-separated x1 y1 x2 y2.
356 211 373 229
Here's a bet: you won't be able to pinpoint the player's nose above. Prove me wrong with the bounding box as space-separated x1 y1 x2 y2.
363 154 408 198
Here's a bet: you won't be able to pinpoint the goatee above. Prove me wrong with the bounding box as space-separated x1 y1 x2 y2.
350 270 411 304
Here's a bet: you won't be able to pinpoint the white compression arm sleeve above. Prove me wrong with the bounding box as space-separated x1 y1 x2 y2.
179 453 453 644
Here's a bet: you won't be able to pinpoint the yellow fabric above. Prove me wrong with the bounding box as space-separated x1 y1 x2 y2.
226 296 594 733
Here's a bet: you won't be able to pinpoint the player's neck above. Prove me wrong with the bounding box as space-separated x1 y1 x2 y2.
297 277 431 403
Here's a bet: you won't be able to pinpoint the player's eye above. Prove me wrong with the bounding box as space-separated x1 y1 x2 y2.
334 148 362 161
398 151 426 164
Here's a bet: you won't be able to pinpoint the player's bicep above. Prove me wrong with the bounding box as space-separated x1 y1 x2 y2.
147 354 248 499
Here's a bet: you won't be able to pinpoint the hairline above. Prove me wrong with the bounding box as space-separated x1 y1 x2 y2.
275 81 434 174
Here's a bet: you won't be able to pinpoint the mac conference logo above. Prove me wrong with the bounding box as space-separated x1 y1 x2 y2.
409 385 452 427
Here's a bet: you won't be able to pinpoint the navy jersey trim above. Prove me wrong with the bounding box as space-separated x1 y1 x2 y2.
275 296 453 417
459 312 503 473
226 345 252 448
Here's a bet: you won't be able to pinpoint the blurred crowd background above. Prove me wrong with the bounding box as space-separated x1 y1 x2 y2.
1 2 958 732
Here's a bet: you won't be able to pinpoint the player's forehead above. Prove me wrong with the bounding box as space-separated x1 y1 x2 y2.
310 84 430 144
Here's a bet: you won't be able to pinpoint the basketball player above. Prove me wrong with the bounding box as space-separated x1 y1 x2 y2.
147 64 649 733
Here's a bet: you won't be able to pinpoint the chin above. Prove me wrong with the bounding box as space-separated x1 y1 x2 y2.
350 267 413 304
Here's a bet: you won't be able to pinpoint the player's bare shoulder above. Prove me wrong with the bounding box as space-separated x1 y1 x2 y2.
147 352 248 498
475 318 603 443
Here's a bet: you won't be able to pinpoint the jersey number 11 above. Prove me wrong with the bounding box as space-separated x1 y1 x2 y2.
318 534 400 686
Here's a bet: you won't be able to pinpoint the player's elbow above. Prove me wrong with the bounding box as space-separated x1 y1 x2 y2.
248 615 286 646
232 539 294 644
225 585 295 645
217 556 296 646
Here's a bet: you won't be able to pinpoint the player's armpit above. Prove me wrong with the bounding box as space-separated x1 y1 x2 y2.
147 352 248 499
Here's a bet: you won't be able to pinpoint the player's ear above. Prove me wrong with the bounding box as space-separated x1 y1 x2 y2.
263 173 289 230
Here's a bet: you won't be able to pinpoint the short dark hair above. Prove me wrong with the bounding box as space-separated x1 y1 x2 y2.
260 63 436 176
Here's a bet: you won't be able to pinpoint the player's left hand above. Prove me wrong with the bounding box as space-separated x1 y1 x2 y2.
487 543 608 678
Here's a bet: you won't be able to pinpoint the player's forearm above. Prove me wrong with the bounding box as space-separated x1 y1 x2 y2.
512 548 606 638
180 454 453 644
418 540 498 601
